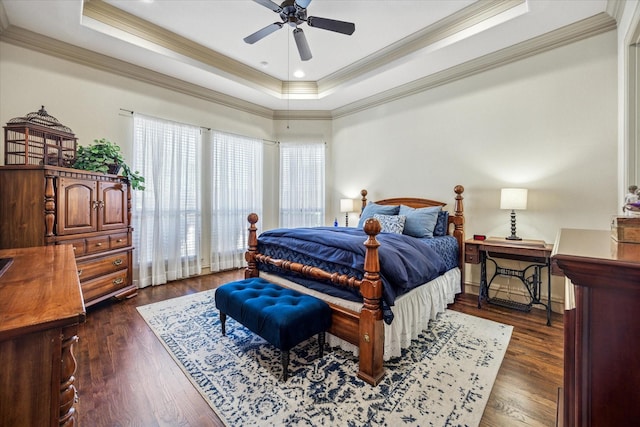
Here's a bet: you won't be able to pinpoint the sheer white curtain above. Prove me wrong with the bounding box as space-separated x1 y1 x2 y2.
209 131 263 271
280 142 325 227
132 114 202 288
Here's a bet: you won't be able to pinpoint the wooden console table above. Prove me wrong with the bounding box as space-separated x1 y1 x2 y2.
0 245 86 427
465 237 553 325
552 228 640 427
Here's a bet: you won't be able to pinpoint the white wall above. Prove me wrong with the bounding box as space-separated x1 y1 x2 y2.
332 30 618 309
0 29 620 310
0 43 274 160
617 1 640 207
0 41 276 270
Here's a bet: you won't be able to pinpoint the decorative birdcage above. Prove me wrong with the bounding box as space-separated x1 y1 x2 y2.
4 106 77 167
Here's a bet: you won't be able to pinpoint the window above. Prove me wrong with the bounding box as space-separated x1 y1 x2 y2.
280 142 325 227
132 114 202 287
209 131 263 271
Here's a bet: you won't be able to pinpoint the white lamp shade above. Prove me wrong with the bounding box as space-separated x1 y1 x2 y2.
340 198 354 213
500 188 528 210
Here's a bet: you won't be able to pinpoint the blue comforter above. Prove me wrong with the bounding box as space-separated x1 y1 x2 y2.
258 227 450 322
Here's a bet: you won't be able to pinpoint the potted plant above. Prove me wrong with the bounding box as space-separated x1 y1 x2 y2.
72 138 145 190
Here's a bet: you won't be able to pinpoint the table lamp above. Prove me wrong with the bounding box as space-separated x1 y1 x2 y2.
500 188 528 240
340 198 354 227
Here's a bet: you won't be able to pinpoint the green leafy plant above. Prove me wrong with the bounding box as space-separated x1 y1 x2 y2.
72 138 145 190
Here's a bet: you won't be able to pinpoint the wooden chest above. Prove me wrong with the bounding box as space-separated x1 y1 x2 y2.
0 165 137 306
611 216 640 243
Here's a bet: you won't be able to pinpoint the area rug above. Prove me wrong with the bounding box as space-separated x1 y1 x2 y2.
137 289 513 427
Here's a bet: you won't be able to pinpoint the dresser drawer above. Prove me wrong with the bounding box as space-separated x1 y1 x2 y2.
465 244 480 264
465 253 479 263
82 269 129 302
110 232 130 250
76 252 129 282
65 239 87 257
85 236 110 254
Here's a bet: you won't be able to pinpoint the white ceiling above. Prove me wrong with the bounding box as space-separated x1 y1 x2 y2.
0 0 616 117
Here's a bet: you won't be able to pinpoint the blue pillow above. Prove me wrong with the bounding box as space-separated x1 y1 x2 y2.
373 214 406 234
433 210 450 237
399 205 441 238
358 202 400 228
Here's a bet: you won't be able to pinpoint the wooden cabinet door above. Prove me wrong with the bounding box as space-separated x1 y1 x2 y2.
57 177 97 235
98 181 128 231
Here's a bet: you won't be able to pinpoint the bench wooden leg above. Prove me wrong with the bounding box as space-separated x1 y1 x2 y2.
220 312 226 336
282 350 289 381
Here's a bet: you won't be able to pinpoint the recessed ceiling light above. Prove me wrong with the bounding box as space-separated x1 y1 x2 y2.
293 70 305 78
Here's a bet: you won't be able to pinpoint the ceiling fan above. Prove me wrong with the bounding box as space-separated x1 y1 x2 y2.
244 0 356 61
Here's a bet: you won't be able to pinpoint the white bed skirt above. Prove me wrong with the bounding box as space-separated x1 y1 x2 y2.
260 268 461 360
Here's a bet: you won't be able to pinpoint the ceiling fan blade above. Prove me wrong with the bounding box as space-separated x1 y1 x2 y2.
244 22 284 44
252 0 283 13
293 28 312 61
307 16 355 35
294 0 312 8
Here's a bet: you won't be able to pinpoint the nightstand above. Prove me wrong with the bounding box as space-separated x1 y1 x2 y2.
465 237 553 325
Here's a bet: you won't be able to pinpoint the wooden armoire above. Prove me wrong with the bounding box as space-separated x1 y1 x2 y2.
0 165 137 306
552 228 640 427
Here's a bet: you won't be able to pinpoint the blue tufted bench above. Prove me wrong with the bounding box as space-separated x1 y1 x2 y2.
214 277 332 381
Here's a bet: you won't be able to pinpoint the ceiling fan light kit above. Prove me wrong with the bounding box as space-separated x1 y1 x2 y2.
244 0 355 61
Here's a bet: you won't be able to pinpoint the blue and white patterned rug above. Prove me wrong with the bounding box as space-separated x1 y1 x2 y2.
137 289 512 427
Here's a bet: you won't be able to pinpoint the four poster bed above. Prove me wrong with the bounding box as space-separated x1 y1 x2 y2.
244 185 465 385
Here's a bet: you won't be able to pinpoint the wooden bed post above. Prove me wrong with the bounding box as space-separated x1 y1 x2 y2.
245 213 259 279
452 185 465 293
360 189 368 213
358 217 385 385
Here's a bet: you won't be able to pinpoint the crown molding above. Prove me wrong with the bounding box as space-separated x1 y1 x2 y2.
605 0 625 24
319 0 526 94
332 12 617 119
0 25 276 119
82 0 523 100
83 0 284 97
273 110 332 121
0 9 618 122
282 81 319 98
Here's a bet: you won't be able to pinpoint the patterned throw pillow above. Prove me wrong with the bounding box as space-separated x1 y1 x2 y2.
373 214 406 234
357 202 400 228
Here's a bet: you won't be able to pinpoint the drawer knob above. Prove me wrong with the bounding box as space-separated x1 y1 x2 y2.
113 258 123 266
117 239 123 243
113 277 124 285
77 269 83 277
96 242 102 247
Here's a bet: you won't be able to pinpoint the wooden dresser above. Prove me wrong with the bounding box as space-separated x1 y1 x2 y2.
0 245 86 427
0 165 136 306
552 228 640 427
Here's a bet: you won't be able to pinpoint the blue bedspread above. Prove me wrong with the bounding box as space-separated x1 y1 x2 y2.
257 227 458 323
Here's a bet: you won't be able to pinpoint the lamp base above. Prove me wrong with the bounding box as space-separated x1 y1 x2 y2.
506 210 522 241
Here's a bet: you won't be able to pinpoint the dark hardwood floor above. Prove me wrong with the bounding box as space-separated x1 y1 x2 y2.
76 270 563 427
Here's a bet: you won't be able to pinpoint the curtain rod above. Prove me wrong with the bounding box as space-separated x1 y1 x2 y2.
119 108 279 145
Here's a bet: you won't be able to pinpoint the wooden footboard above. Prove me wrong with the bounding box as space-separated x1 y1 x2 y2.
245 214 385 385
244 185 465 386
